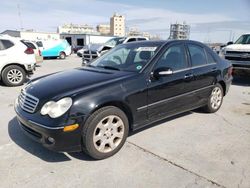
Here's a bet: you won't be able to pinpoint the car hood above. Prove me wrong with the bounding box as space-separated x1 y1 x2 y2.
87 44 113 52
24 67 136 101
225 44 250 52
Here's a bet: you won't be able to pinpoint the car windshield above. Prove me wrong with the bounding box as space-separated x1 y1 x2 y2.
235 34 250 44
104 37 126 47
89 43 161 72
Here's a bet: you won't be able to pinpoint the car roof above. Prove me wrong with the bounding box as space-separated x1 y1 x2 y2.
119 39 208 48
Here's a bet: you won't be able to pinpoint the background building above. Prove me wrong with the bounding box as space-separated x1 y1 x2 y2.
96 24 110 35
127 27 155 39
110 13 125 37
58 23 97 34
169 22 190 40
1 30 59 40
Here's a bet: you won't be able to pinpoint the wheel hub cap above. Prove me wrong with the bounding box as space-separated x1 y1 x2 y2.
7 69 23 84
210 87 222 110
93 115 124 153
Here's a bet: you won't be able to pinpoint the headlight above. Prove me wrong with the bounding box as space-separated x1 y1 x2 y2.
40 97 73 118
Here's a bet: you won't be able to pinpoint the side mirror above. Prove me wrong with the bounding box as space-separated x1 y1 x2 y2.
153 67 173 78
227 41 233 45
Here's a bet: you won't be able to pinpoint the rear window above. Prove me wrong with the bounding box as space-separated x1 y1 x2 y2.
0 40 14 50
24 41 36 49
138 38 147 41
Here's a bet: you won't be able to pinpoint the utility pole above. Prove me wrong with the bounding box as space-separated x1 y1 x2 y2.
17 3 24 30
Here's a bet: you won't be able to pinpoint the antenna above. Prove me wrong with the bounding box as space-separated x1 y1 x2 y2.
17 3 24 30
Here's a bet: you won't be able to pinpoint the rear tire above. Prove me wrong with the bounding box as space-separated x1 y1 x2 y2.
82 106 129 160
1 65 26 87
203 83 224 113
59 52 66 59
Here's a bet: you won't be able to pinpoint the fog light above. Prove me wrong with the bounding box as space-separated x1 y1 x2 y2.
63 124 79 132
47 137 55 144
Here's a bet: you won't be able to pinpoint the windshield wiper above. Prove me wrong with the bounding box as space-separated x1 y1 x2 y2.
97 66 120 71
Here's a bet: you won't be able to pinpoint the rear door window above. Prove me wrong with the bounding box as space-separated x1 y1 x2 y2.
206 50 217 64
188 44 207 67
1 40 14 50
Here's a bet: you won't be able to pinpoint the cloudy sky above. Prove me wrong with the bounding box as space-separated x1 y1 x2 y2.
1 0 250 43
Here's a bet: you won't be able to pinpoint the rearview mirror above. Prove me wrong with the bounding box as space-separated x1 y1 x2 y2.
153 67 173 78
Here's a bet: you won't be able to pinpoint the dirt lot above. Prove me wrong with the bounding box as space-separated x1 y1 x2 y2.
0 55 250 188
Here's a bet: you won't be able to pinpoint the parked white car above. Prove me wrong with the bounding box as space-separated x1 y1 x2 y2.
0 35 36 86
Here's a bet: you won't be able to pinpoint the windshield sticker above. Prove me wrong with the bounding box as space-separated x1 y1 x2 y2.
136 65 142 70
136 47 157 52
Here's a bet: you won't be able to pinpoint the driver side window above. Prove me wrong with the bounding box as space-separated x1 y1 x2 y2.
155 44 187 71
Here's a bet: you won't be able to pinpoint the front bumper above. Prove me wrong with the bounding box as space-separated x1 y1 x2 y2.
15 101 82 153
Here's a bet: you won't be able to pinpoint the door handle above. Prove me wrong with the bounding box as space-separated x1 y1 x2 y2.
184 73 193 79
211 67 217 72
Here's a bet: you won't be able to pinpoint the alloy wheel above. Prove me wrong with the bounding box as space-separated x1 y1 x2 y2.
93 115 125 153
210 87 223 110
7 69 23 84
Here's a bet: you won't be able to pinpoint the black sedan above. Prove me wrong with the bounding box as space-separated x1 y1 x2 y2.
15 40 232 159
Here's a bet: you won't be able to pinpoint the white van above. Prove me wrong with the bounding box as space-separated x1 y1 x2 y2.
37 39 71 59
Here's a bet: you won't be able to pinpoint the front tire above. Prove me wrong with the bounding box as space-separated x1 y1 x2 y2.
203 83 224 113
1 65 26 87
82 106 129 160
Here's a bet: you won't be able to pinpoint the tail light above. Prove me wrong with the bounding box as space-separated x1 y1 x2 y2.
24 47 34 54
38 49 41 56
228 66 233 77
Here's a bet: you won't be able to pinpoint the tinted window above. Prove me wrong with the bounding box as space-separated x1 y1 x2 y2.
36 41 43 47
1 40 14 49
0 40 4 50
24 41 36 49
188 44 207 67
127 38 136 42
138 38 146 41
206 50 217 64
155 44 187 71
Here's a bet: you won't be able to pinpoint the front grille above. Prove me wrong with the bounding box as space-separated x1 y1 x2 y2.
226 51 250 55
83 50 98 61
225 56 250 61
18 90 39 113
225 51 250 62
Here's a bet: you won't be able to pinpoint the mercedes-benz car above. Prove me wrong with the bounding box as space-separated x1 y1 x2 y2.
15 40 232 159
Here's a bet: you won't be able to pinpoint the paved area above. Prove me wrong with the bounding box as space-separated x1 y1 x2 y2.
0 55 249 188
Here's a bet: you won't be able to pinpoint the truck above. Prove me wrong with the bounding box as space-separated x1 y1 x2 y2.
36 39 71 59
221 33 250 74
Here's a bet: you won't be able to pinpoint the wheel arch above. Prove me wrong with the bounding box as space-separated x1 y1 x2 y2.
218 80 226 96
1 63 26 75
91 101 134 131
